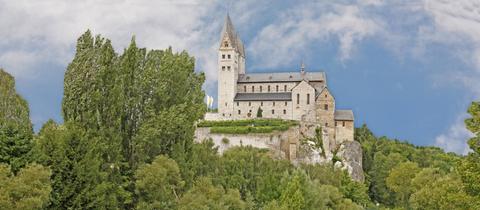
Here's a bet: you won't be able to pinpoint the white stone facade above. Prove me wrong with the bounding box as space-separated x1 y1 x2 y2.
215 15 355 143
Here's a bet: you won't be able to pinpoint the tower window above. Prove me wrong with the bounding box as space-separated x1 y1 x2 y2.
244 85 246 92
252 86 254 92
343 121 346 127
268 85 271 92
284 85 287 91
272 110 275 114
307 94 310 104
335 121 338 126
285 101 287 106
238 110 241 114
224 41 228 47
276 85 279 92
273 101 275 106
222 54 225 59
325 94 327 98
324 104 328 110
261 101 263 106
283 109 286 114
260 86 263 92
227 66 231 71
297 94 300 104
228 54 231 59
237 102 239 106
222 66 225 70
249 102 251 106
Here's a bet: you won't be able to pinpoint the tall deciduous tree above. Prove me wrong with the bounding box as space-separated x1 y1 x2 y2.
0 69 33 173
0 163 51 210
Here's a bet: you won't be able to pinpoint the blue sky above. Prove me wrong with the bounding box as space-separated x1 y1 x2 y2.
1 0 479 154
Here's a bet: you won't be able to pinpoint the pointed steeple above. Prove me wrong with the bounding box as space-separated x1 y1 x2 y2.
220 14 245 57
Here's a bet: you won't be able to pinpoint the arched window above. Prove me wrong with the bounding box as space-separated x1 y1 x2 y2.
272 110 275 114
252 86 254 92
284 85 287 91
244 85 246 92
276 85 279 92
283 109 286 114
297 94 300 104
268 85 271 92
260 86 263 92
324 104 328 110
224 41 228 47
307 94 310 104
238 110 241 114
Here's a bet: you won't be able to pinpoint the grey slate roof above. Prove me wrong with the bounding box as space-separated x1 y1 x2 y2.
335 110 354 121
220 14 245 57
234 93 292 101
237 72 325 83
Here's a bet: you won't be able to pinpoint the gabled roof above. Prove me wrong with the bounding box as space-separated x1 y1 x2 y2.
234 92 292 101
334 110 354 121
237 72 325 83
220 14 245 57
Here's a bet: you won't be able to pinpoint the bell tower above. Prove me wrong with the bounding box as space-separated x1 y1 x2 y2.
217 14 245 117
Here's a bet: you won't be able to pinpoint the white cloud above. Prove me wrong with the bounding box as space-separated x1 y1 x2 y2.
0 0 223 84
435 114 473 155
248 2 382 68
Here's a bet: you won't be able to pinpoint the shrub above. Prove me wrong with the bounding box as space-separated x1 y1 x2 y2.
221 137 230 144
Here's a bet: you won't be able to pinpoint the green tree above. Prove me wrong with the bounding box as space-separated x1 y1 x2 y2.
386 161 421 208
410 175 475 210
178 177 247 210
0 163 51 210
0 69 33 173
256 107 263 118
135 155 184 210
458 101 480 197
279 173 305 210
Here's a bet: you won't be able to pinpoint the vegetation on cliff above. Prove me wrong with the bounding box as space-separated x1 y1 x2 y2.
0 31 479 209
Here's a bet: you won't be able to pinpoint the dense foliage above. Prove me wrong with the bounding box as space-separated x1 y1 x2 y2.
198 119 298 134
1 31 479 209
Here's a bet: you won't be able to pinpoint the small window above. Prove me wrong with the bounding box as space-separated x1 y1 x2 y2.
222 54 225 59
227 66 231 71
238 110 241 114
223 113 225 116
297 94 300 104
307 94 310 104
273 101 275 106
268 85 271 92
285 101 287 106
284 85 287 91
225 102 227 106
224 41 228 47
283 109 286 114
272 110 275 114
252 86 254 92
324 104 328 110
249 102 251 106
222 66 225 70
244 85 246 92
335 121 338 126
325 94 327 98
237 102 239 106
228 54 231 59
261 102 263 106
325 123 328 126
343 121 346 127
260 86 263 92
276 85 279 92
249 110 252 113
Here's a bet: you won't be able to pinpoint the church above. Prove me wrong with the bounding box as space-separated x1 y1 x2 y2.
215 15 355 143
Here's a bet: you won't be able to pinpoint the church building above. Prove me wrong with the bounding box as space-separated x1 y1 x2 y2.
215 15 354 143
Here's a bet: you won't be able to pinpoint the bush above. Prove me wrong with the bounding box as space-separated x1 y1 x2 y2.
222 137 230 144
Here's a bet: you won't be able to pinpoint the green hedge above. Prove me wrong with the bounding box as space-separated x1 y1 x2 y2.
199 119 298 134
197 119 298 128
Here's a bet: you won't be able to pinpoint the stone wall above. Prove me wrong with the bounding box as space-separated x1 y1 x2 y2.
335 120 354 144
194 126 301 158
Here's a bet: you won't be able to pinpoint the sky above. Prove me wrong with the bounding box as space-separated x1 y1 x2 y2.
1 0 479 155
